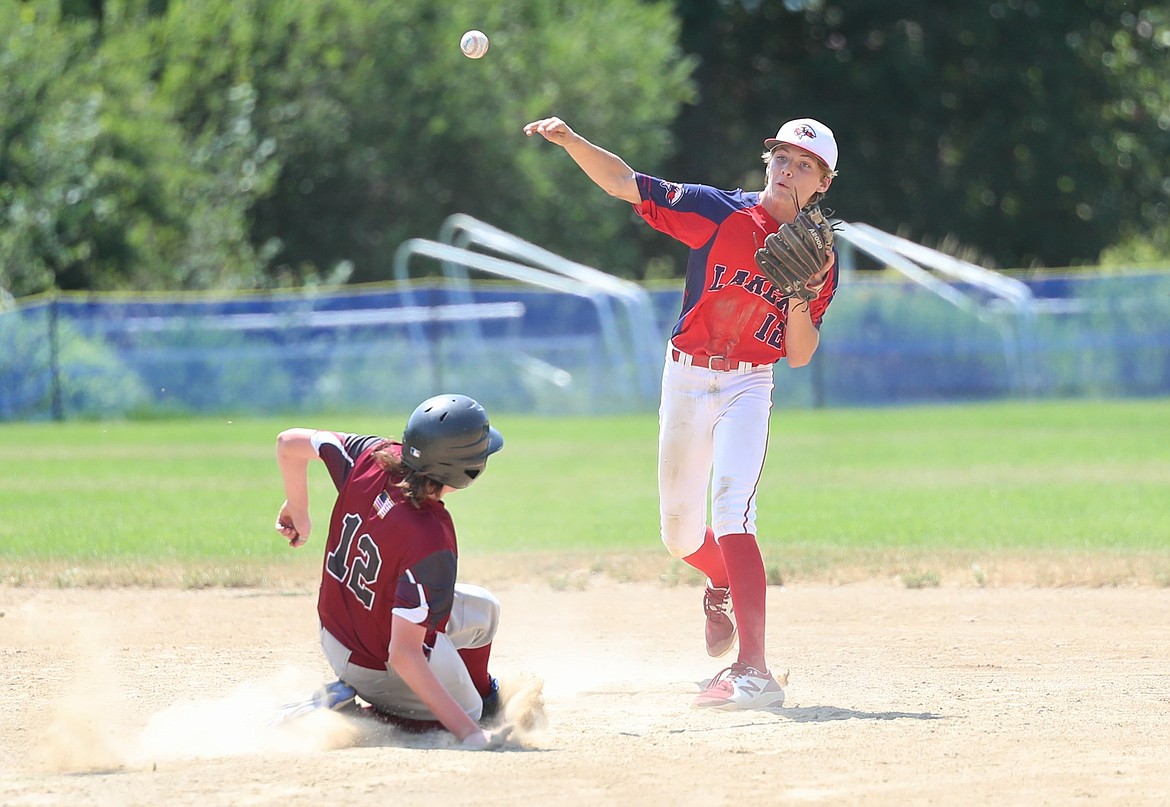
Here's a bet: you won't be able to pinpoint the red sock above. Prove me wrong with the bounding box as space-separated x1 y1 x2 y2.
682 527 729 587
719 532 767 670
457 644 495 697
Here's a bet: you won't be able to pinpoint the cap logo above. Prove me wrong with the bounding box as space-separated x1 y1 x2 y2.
409 446 421 458
793 124 816 140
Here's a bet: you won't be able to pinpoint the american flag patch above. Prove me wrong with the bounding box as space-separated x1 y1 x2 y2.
374 491 394 518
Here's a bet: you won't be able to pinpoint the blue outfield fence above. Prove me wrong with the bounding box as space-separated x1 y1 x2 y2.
2 271 1170 421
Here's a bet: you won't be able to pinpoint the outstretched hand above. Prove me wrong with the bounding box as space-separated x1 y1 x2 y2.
523 117 576 146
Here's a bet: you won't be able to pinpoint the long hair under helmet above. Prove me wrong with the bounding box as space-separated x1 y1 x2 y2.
401 394 504 489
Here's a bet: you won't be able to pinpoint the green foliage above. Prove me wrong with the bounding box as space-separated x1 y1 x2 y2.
1 0 692 292
669 1 1170 270
0 0 276 297
133 0 694 285
4 0 1167 295
1098 232 1170 268
1 2 100 295
1082 4 1170 264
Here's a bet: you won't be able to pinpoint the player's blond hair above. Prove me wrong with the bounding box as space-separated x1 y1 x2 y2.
373 444 443 507
761 148 836 207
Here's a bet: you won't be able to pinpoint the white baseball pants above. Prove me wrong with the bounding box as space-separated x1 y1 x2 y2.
320 583 500 721
658 348 774 557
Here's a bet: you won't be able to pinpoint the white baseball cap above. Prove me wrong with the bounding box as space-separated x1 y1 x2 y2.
764 118 838 171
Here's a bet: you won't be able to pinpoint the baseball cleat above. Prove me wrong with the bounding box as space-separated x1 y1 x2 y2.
693 663 785 710
270 680 357 725
479 676 501 723
318 680 358 710
703 584 737 657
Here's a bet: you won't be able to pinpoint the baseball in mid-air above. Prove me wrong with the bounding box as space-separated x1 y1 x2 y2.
460 30 489 59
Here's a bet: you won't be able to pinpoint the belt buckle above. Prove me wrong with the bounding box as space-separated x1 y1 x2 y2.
708 355 731 372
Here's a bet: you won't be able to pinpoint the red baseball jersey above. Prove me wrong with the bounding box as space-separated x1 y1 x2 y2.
633 173 838 365
313 432 458 669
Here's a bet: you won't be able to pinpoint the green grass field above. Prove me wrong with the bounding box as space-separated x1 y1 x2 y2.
1 399 1168 588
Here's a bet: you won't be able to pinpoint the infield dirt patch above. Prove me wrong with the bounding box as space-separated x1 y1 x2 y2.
2 569 1168 806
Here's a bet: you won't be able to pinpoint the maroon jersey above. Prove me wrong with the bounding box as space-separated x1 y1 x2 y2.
633 173 838 365
313 431 457 669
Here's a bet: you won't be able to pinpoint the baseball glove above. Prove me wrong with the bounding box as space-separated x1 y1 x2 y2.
754 205 835 305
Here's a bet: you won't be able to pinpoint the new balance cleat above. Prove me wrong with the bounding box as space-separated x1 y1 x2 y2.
693 663 785 710
703 584 737 657
317 680 358 711
270 680 357 725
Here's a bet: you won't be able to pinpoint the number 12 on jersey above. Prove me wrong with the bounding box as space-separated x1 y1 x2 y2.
326 513 383 609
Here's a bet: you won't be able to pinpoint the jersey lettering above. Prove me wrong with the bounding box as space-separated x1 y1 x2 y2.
743 274 768 296
707 264 730 291
754 312 787 348
324 513 359 583
725 269 751 288
346 534 382 609
324 512 383 610
709 264 786 309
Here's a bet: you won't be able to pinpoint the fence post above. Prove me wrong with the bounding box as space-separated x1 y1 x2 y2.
49 295 63 422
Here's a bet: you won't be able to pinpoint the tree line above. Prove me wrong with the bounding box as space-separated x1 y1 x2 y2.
2 0 1166 299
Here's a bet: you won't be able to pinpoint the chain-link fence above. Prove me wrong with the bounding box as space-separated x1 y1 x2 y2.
3 271 1168 421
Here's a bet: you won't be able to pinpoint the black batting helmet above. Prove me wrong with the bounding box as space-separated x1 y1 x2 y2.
401 394 504 489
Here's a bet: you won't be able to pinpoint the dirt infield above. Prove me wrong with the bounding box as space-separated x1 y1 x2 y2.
2 574 1168 806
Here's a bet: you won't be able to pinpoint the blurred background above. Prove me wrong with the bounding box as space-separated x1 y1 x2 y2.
2 0 1168 418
